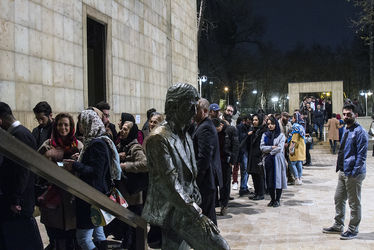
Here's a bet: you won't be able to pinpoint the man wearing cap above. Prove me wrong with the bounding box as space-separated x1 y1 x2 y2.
209 103 221 119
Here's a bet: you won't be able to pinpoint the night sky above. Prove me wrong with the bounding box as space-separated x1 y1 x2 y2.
252 0 358 51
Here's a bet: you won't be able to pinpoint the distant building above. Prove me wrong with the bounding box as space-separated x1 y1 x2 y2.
0 0 198 128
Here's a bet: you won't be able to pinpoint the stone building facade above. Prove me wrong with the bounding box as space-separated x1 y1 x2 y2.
288 81 344 114
0 0 198 129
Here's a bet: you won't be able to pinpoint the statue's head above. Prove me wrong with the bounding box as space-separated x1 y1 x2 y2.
165 83 199 127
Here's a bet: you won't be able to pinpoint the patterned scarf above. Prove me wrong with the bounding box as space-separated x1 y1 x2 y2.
78 110 121 180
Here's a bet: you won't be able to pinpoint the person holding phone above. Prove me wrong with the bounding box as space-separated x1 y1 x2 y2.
38 112 83 250
63 110 121 250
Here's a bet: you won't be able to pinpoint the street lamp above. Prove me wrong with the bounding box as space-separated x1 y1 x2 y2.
252 90 258 94
271 96 279 111
360 90 373 116
198 75 207 97
224 86 229 105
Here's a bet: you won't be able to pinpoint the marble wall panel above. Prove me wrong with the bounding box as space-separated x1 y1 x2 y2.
0 19 14 50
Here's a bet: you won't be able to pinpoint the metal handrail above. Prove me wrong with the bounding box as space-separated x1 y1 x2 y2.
0 128 147 249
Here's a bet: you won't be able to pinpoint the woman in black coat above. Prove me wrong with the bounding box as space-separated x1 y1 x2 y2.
64 110 121 250
246 114 267 200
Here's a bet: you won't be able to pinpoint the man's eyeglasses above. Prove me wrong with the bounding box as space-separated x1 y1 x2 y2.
103 113 110 118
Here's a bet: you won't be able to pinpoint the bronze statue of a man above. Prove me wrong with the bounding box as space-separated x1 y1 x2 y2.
142 83 230 250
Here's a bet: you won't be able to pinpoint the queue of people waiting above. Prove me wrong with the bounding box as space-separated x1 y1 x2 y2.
0 98 326 250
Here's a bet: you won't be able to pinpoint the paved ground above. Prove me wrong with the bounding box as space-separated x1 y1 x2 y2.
218 143 374 250
37 143 374 249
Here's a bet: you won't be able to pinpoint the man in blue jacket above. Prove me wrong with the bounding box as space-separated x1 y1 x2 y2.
323 103 368 240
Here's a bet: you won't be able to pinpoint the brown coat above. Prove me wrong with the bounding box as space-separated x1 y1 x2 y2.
118 139 148 205
326 118 340 141
38 139 83 230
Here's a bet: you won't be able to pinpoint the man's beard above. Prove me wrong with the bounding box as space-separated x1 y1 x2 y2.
224 113 232 121
344 118 354 126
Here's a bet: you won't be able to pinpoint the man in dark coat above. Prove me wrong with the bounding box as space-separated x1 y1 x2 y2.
193 98 223 225
213 118 239 216
0 102 43 250
32 101 53 148
313 104 325 141
237 116 251 196
325 99 332 122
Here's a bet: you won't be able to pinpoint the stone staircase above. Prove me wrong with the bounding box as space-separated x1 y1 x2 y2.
310 136 332 154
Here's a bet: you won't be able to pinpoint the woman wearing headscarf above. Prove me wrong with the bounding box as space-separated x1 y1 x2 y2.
288 112 306 185
142 112 164 139
260 115 287 207
246 114 267 200
38 113 83 249
63 110 121 250
116 113 148 249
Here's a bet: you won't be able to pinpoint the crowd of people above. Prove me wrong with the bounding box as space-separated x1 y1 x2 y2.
0 91 369 249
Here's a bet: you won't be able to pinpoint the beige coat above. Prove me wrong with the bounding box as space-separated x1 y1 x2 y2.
289 133 306 162
326 118 340 141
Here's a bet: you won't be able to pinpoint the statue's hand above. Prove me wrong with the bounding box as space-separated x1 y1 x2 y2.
200 215 220 235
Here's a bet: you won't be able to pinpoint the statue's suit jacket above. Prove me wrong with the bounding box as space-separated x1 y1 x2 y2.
142 122 202 226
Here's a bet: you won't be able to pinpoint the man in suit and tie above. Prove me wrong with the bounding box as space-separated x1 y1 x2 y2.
192 98 223 225
0 102 43 250
142 83 229 250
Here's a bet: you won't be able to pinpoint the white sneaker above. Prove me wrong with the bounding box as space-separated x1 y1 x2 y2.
232 182 238 190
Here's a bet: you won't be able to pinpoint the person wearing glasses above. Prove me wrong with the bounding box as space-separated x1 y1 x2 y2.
323 103 368 240
95 101 117 141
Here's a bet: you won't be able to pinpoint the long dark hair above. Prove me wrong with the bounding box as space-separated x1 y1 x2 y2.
51 112 79 157
264 115 281 146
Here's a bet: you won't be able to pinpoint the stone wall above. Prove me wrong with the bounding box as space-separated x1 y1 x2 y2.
0 0 198 130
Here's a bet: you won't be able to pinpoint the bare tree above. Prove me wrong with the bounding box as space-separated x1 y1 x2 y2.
348 0 374 89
